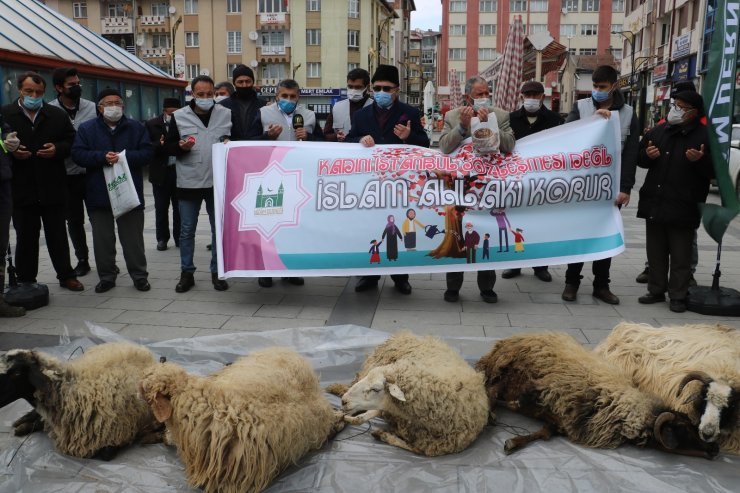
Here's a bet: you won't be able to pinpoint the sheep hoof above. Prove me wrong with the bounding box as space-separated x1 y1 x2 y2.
504 439 518 455
12 410 42 436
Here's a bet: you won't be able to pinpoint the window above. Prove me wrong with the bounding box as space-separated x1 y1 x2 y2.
262 63 286 79
479 0 496 11
348 30 359 48
449 25 466 36
581 24 598 36
456 70 466 82
510 0 527 11
259 0 287 13
480 24 496 36
108 3 125 17
262 31 285 48
422 50 435 63
568 48 577 55
348 63 359 71
611 24 623 34
227 31 242 53
562 0 578 12
184 0 198 14
151 3 168 16
580 48 597 55
73 2 87 18
560 24 577 36
611 48 623 60
424 70 434 79
307 62 321 78
448 48 466 60
187 64 200 80
185 32 199 47
348 0 360 18
307 0 321 11
227 0 242 13
152 33 170 48
529 24 548 34
530 0 547 11
581 0 599 12
612 0 624 11
226 63 238 77
307 29 321 45
449 1 466 12
479 48 497 60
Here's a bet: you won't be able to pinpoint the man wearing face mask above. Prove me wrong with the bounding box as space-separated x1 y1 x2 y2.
220 65 266 141
635 91 713 313
214 81 235 104
561 65 639 305
146 98 182 251
165 76 232 293
49 67 97 278
323 68 373 142
71 89 153 294
1 72 83 292
345 65 430 295
502 81 563 283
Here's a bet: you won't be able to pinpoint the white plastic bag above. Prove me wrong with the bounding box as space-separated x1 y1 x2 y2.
103 150 140 219
470 116 500 154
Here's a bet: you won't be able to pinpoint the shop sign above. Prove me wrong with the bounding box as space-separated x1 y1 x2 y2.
671 56 696 82
655 85 671 101
616 75 632 89
672 33 691 59
653 63 669 82
259 87 342 97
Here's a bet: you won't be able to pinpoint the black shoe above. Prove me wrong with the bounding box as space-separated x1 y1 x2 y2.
114 265 120 275
134 278 151 292
211 273 229 291
638 292 665 304
443 290 459 302
95 280 115 293
156 241 167 251
593 287 620 305
688 275 698 288
501 268 521 279
206 244 212 251
355 277 378 292
669 299 687 313
285 277 304 286
636 267 649 284
480 290 498 303
73 259 91 277
258 277 273 288
562 284 578 302
394 280 412 295
533 269 552 282
175 272 195 293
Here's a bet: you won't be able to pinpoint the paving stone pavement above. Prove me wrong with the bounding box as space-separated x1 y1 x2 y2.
1 168 739 350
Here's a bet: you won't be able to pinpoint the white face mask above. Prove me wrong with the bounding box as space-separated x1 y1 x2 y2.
666 106 685 125
347 88 366 102
103 106 123 122
214 95 228 103
522 98 541 113
472 98 490 110
195 98 215 111
163 114 172 123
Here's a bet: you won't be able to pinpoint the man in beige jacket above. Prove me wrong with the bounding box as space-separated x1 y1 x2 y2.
437 76 516 303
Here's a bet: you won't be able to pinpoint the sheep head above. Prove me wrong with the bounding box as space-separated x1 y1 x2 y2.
341 366 406 416
677 371 739 443
139 362 187 423
651 411 720 460
0 350 63 409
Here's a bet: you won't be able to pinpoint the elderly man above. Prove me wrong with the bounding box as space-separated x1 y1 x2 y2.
0 72 82 291
71 89 153 293
437 76 515 304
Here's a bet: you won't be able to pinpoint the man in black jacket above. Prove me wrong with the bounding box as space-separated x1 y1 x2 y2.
146 98 181 251
636 91 713 313
0 72 83 291
219 64 265 140
502 81 563 282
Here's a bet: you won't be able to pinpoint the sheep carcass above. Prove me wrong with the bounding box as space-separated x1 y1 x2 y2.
475 331 719 459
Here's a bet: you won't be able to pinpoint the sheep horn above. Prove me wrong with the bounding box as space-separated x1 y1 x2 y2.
676 371 713 397
653 412 676 449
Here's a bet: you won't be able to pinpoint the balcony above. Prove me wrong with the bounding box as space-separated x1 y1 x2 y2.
138 15 170 33
256 13 290 29
140 47 169 59
102 16 133 34
258 46 291 63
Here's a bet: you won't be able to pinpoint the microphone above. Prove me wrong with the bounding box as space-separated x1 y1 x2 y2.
292 113 304 141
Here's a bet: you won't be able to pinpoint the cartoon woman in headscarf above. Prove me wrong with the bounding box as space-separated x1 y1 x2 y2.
382 214 403 261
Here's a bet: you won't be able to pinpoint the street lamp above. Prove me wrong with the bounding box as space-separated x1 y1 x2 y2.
170 15 182 77
611 29 636 102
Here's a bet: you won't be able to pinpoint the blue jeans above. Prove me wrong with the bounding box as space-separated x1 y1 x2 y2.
178 196 217 274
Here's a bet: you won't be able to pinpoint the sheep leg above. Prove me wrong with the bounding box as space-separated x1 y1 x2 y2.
371 430 423 455
136 422 166 445
328 410 347 438
504 424 554 455
344 410 381 425
12 410 43 436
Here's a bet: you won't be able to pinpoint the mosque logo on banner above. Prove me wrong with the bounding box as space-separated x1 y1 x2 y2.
231 161 310 240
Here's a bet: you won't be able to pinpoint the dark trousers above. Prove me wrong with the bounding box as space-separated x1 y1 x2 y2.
466 248 476 263
88 208 148 283
646 221 694 301
152 167 180 244
12 203 75 282
565 258 611 288
498 228 509 252
65 173 89 261
0 180 11 270
446 270 496 292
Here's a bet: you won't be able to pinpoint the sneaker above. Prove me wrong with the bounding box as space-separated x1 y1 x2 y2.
636 267 649 284
561 284 578 302
669 299 687 313
480 290 498 303
638 293 666 304
73 259 91 277
443 290 459 302
175 272 195 293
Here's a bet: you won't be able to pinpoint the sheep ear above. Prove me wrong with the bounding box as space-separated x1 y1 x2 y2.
151 392 173 422
387 383 406 402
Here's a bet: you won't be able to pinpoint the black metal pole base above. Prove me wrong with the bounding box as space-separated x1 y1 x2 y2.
687 285 740 316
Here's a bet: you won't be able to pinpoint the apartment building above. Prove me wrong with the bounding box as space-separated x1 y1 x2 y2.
420 29 442 90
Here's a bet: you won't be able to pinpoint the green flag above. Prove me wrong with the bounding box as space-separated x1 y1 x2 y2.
701 1 740 242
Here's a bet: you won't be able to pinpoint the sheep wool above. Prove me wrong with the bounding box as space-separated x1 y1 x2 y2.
140 347 343 493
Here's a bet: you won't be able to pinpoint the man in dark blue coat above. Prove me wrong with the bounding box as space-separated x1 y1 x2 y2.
346 64 430 295
71 89 154 294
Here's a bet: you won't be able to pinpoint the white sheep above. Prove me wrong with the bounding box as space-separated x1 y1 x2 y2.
326 331 489 456
594 322 739 454
0 342 163 459
139 347 344 493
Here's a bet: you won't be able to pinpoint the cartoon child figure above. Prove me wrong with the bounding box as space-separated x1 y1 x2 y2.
511 228 525 252
402 208 425 251
382 214 403 261
369 239 383 264
461 221 480 264
482 233 490 260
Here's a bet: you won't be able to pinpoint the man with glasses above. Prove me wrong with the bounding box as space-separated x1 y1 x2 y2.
635 91 713 313
49 67 97 278
346 64 430 295
323 68 373 141
1 72 83 292
71 89 153 294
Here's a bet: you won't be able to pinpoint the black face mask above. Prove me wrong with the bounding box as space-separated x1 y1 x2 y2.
235 87 255 99
65 85 82 101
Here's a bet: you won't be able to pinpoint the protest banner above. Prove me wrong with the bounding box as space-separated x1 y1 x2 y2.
213 114 624 278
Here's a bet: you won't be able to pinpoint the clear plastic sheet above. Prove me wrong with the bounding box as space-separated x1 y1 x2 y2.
1 324 737 493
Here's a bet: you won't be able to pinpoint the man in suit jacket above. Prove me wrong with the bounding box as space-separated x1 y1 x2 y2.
346 65 430 295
